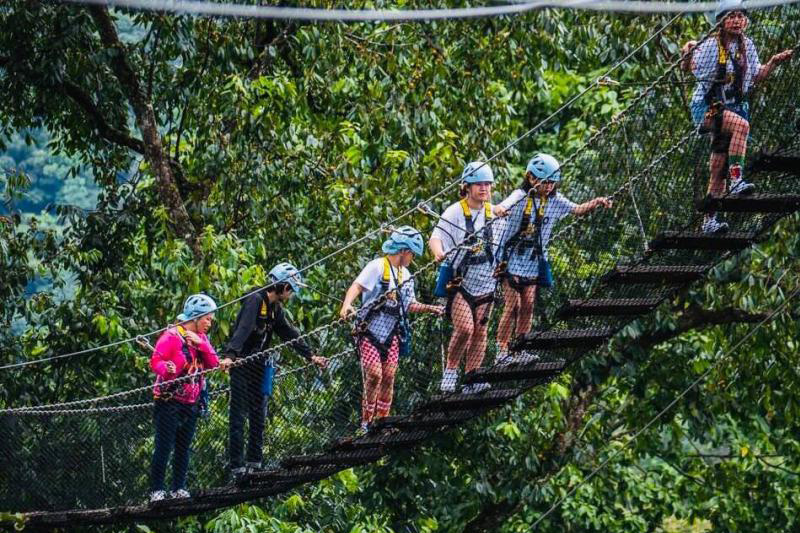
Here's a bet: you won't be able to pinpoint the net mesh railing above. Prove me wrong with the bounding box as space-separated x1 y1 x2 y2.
1 5 799 519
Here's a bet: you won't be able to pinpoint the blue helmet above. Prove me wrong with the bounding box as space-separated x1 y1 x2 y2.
715 0 747 21
461 161 494 184
177 293 217 322
269 262 304 293
382 225 424 256
526 153 562 183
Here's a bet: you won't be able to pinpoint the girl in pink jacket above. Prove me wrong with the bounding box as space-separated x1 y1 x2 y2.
149 294 220 503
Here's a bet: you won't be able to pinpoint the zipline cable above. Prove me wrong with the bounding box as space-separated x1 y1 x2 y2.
530 283 800 530
58 0 800 21
1 8 685 371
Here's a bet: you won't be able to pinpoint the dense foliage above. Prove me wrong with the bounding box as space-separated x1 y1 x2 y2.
1 2 799 532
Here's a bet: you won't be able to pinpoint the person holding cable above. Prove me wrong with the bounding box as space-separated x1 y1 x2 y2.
220 263 328 482
493 154 612 364
680 0 793 234
340 226 444 433
149 294 222 503
429 161 502 394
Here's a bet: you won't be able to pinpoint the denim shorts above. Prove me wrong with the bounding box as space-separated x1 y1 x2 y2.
690 101 750 128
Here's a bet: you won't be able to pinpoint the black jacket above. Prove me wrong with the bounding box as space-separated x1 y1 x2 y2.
223 290 313 361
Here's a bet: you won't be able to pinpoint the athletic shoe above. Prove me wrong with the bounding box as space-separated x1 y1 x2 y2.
229 466 247 484
245 462 264 474
149 490 167 503
171 489 191 499
495 350 513 365
462 382 491 395
515 351 540 364
440 368 458 393
702 216 729 234
729 177 755 195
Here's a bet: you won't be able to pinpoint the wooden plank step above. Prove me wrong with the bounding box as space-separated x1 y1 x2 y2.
370 410 479 431
558 298 662 318
348 429 429 450
463 359 567 384
282 449 385 468
423 388 520 411
512 328 613 351
697 193 800 213
603 265 708 284
245 464 340 484
749 153 800 176
648 231 755 252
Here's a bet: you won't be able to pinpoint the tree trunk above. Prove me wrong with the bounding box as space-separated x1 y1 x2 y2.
88 6 198 249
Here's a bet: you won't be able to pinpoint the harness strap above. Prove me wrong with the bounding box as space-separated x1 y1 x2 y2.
457 199 494 275
502 192 548 263
705 33 744 110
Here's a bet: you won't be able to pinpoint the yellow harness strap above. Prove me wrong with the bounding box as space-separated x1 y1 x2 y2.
382 256 402 284
716 34 741 84
459 199 493 221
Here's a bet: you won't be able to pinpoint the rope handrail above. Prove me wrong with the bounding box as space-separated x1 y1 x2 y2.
59 0 800 21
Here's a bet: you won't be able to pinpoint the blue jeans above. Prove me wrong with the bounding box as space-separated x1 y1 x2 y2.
228 362 269 469
150 400 199 492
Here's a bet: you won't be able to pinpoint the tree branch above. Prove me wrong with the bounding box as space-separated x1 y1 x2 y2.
87 5 197 245
60 80 145 154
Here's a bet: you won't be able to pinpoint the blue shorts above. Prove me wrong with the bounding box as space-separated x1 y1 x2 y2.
690 101 750 128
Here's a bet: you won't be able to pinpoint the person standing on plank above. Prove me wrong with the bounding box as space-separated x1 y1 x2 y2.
493 154 612 364
221 263 328 481
149 294 221 502
340 226 444 433
680 0 793 233
429 161 499 394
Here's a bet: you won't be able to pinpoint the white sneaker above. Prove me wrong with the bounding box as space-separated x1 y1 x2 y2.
702 216 729 234
515 351 540 364
440 368 458 392
171 489 191 499
729 178 755 195
149 490 167 503
495 350 513 365
462 382 491 395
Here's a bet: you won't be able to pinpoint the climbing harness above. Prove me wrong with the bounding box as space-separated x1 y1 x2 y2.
152 326 206 407
354 257 407 360
497 192 554 290
703 33 750 152
444 199 496 324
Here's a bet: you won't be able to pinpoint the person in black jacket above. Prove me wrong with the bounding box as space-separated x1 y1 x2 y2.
220 262 327 480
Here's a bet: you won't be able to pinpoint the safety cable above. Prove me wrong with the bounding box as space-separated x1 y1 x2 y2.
58 0 800 21
2 7 687 371
0 257 445 412
530 283 800 530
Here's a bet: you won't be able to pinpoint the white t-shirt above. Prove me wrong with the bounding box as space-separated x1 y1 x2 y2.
431 201 498 296
355 257 416 345
691 36 760 105
497 190 577 277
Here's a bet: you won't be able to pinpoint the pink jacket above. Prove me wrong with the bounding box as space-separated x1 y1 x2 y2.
150 327 219 404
